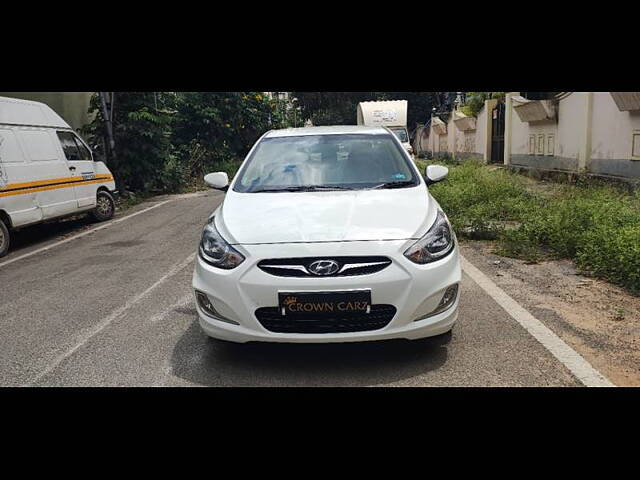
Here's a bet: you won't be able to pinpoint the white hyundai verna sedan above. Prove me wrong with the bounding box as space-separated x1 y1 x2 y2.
192 125 461 343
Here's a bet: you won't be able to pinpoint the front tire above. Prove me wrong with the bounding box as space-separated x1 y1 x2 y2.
0 219 10 258
92 191 115 222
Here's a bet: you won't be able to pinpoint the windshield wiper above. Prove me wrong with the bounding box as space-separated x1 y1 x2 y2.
251 185 353 193
369 181 416 190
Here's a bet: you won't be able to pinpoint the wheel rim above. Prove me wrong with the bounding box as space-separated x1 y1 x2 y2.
0 227 5 251
97 195 113 217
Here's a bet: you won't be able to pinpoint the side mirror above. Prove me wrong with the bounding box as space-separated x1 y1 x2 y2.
90 144 103 161
204 172 229 191
425 165 448 185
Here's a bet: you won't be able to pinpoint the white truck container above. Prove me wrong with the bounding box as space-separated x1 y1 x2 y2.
0 96 117 257
357 100 413 154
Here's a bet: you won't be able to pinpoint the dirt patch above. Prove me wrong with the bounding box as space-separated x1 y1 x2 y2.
460 239 640 386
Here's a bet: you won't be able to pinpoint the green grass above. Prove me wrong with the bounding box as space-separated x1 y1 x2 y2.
417 158 640 294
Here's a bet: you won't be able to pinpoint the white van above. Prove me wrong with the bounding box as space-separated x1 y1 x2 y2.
0 96 117 257
357 100 413 155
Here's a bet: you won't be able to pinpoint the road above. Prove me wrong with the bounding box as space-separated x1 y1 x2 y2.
0 191 611 386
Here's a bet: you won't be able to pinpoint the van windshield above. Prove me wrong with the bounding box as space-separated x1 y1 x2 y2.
233 134 419 193
389 127 409 143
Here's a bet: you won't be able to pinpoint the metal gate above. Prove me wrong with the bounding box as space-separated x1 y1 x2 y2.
490 101 505 163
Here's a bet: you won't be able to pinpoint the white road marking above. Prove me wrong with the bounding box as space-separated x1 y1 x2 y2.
460 255 614 387
26 253 196 386
0 199 174 269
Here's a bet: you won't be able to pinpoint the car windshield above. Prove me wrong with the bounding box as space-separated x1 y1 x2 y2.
390 128 409 143
233 134 419 193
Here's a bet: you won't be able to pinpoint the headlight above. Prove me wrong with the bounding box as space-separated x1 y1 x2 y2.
199 218 245 269
404 210 454 264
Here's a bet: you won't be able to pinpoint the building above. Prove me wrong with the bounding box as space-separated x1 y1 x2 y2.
419 92 640 181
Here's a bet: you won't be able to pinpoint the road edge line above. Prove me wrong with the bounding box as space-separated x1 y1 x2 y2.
460 254 614 387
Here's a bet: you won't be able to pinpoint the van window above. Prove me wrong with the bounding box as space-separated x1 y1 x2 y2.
19 130 59 162
72 135 92 161
57 131 82 161
0 129 26 164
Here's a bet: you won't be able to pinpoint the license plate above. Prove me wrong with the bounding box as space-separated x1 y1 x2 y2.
278 290 371 317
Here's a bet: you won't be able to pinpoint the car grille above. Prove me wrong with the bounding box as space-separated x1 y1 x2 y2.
257 256 391 277
255 304 397 334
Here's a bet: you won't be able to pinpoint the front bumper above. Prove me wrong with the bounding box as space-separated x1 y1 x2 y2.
192 240 461 343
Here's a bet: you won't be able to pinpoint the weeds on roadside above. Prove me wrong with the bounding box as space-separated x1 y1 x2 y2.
421 158 640 294
420 159 539 239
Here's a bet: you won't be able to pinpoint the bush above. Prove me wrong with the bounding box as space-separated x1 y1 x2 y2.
576 224 640 294
426 159 640 294
426 159 538 239
499 185 640 292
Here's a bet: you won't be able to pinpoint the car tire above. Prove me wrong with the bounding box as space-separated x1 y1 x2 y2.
0 219 9 258
91 190 115 222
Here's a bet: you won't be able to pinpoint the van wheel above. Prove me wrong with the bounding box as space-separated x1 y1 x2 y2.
92 191 115 222
0 219 10 258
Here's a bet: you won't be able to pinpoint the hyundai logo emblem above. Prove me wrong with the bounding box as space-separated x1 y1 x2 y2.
307 260 340 276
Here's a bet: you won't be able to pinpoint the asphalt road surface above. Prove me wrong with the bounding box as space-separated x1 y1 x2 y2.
0 191 607 386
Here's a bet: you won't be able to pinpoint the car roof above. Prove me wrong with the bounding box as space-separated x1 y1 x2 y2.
0 96 71 129
264 125 390 138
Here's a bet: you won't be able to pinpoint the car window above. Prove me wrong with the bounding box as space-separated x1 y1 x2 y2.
390 128 408 143
72 134 92 161
57 131 82 161
233 134 418 193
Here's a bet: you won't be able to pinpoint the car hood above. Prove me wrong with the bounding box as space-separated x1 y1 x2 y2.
216 186 437 245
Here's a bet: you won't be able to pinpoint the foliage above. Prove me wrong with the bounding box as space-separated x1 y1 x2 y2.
84 92 177 193
418 159 538 239
500 186 640 293
460 92 505 117
420 158 640 294
291 92 379 126
171 92 283 183
86 92 293 194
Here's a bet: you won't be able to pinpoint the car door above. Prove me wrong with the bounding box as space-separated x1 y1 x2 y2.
56 130 96 209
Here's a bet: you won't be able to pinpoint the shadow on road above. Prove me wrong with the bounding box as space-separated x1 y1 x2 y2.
8 215 94 254
170 318 450 386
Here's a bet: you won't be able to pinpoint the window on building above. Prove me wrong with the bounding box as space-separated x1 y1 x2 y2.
521 92 560 101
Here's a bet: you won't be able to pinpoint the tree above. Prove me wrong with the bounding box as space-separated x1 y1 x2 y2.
171 92 285 181
84 92 176 193
291 92 379 126
460 92 505 117
85 92 290 194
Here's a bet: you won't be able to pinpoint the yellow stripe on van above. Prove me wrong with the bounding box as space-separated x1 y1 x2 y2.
0 174 114 191
0 174 114 198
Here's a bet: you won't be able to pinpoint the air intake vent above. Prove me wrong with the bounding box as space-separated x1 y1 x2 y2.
255 304 397 333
